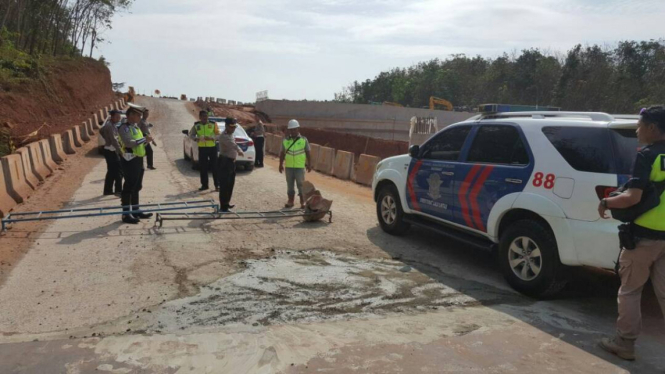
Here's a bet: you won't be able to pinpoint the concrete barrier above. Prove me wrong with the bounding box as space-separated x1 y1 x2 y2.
333 150 354 180
62 130 77 154
1 154 32 203
15 148 39 189
264 134 274 155
93 113 102 129
25 144 52 181
99 109 105 124
80 123 92 142
49 134 67 163
309 144 321 170
73 125 86 146
86 118 96 135
316 146 335 175
0 162 17 217
272 135 283 155
37 139 58 173
355 154 381 186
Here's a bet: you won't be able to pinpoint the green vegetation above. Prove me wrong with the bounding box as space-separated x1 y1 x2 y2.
335 40 665 113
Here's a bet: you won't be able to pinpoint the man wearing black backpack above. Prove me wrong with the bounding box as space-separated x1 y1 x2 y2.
598 106 665 361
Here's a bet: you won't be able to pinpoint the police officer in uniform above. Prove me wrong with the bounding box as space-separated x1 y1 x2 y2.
217 117 244 212
118 105 154 224
598 106 665 360
100 109 123 195
139 109 157 170
189 110 220 191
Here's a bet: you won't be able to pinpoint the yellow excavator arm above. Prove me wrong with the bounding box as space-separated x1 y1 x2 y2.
429 96 453 111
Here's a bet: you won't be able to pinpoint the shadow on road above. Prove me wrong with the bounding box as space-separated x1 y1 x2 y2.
365 225 665 372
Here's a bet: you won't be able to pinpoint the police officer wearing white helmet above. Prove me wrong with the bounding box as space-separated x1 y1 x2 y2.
279 119 312 208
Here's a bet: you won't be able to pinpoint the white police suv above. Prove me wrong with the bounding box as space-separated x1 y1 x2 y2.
373 109 640 297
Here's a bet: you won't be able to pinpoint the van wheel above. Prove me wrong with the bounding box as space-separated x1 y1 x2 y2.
498 220 567 298
191 151 199 170
376 184 410 235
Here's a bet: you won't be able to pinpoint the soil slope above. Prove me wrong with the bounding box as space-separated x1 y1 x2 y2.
0 58 116 147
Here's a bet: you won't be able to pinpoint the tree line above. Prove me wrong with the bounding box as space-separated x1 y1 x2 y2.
0 0 132 57
335 40 665 113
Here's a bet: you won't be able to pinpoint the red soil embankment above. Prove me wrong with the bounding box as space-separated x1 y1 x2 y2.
266 124 408 160
195 100 271 125
0 58 116 147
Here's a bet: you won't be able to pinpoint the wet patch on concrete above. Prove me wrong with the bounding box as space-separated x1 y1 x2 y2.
134 250 520 333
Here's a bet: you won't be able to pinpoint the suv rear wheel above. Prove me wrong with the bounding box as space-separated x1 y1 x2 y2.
498 220 567 298
376 184 410 235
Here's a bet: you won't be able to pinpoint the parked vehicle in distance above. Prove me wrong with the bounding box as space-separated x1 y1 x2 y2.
372 108 640 298
182 117 256 171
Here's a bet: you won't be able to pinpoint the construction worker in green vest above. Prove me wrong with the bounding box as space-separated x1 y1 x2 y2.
279 119 312 208
598 105 665 361
189 110 221 191
118 105 154 224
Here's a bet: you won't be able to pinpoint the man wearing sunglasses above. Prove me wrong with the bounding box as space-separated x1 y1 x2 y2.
598 106 665 361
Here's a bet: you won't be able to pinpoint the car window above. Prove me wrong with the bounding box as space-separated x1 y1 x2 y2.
542 127 613 173
610 129 640 175
467 125 529 165
234 127 247 138
421 126 471 161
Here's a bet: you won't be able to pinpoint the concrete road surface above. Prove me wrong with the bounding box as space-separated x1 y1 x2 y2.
0 97 663 373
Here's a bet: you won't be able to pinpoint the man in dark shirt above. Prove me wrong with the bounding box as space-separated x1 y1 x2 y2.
598 106 665 360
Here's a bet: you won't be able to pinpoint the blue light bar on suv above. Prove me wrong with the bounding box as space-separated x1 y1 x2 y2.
479 104 561 113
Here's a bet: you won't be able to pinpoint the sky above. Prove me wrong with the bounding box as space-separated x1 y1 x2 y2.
97 0 665 103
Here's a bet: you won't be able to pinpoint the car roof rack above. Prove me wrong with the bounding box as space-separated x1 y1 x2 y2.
479 111 614 122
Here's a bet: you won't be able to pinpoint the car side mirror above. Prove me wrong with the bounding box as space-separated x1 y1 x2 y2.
409 145 420 158
181 130 189 135
148 123 154 128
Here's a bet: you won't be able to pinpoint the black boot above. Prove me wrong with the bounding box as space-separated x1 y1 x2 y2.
133 205 153 219
122 214 140 224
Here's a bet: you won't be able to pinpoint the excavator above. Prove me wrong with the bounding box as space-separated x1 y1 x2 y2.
429 96 453 111
123 86 136 103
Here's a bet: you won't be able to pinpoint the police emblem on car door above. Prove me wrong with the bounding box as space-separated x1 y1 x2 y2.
427 173 442 199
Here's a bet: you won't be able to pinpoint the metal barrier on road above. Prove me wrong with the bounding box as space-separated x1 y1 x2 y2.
155 209 333 228
1 200 219 231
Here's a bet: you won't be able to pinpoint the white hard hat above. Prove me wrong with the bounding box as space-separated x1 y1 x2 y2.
287 119 300 129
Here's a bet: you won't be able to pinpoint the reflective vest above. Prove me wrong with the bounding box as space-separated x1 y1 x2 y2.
118 124 146 157
196 122 217 147
283 137 307 168
635 153 665 231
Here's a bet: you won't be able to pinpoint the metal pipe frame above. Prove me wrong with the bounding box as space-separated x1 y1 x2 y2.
2 200 220 231
155 209 333 228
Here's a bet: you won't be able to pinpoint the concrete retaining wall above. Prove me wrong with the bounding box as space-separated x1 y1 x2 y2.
0 162 16 217
316 146 335 175
355 154 381 186
93 113 102 129
333 150 354 180
49 134 67 163
272 135 283 155
62 130 77 154
309 144 321 169
264 134 274 155
24 144 51 181
256 100 473 142
1 154 32 203
79 123 91 142
15 148 38 189
38 139 58 173
86 119 96 135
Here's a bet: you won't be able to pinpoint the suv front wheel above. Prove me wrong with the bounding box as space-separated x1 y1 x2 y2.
376 184 410 235
498 220 567 298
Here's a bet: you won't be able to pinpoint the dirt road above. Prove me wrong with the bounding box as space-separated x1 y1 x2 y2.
0 97 663 373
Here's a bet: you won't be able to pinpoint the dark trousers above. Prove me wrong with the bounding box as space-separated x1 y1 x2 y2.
145 144 154 168
254 137 265 166
218 156 236 210
199 147 219 188
103 149 122 194
120 156 144 214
